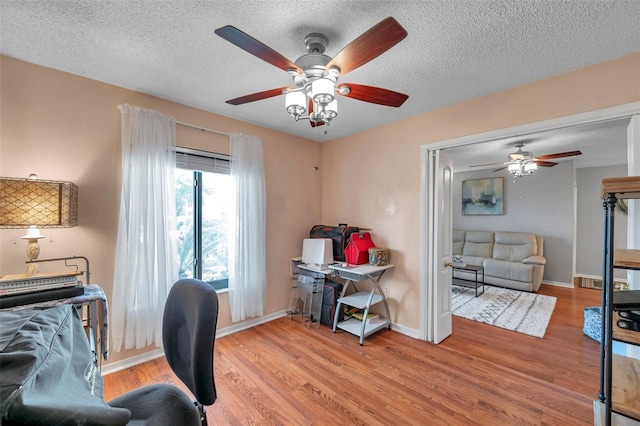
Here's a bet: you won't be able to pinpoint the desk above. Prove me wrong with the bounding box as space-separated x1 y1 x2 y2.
0 284 109 367
330 264 394 345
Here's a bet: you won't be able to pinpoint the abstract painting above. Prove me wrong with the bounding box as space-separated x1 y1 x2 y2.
462 177 504 215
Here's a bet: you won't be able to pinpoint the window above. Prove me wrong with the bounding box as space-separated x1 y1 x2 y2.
175 147 230 290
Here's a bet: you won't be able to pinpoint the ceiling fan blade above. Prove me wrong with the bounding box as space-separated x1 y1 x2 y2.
225 87 291 105
492 166 507 172
535 160 558 167
469 162 505 168
536 150 582 160
326 17 407 76
337 83 408 107
215 25 302 73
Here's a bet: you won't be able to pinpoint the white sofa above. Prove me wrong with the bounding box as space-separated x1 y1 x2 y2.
453 230 546 292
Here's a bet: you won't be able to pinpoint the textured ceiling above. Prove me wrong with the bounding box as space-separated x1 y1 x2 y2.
1 1 639 159
444 117 631 173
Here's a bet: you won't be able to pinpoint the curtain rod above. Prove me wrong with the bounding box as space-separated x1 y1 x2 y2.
176 121 230 137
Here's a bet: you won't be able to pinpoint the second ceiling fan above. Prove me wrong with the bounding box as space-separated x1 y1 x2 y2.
470 142 582 176
215 17 409 127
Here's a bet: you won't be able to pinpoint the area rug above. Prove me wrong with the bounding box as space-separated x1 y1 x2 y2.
452 285 557 338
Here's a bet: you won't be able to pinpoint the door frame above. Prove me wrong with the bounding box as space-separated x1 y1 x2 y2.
420 101 640 342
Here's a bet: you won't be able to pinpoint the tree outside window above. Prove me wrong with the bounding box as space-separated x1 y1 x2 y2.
176 167 230 290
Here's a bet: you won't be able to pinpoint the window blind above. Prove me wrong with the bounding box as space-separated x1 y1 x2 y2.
175 146 230 174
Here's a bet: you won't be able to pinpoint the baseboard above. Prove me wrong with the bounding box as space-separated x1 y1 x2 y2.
542 280 574 289
102 310 290 376
101 348 165 376
101 310 422 375
216 310 289 339
390 322 420 339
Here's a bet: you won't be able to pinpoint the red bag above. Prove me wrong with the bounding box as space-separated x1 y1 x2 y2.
345 232 375 265
309 225 359 262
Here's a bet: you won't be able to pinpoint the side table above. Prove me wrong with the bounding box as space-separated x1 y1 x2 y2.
452 263 485 297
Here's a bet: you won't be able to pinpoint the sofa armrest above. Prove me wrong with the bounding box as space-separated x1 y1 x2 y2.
523 255 546 266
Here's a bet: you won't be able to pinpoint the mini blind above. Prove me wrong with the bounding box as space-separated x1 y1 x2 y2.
175 146 230 174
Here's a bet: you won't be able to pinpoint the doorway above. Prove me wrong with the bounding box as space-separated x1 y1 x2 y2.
420 103 640 343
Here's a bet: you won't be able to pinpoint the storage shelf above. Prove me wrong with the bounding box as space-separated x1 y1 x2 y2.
612 354 640 421
614 249 640 270
613 313 640 346
336 317 389 338
600 175 640 425
601 176 640 199
338 292 383 310
330 264 394 345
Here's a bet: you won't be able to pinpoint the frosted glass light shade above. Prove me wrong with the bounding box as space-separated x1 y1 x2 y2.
311 78 335 106
508 163 521 173
285 91 307 117
524 162 538 172
324 99 338 120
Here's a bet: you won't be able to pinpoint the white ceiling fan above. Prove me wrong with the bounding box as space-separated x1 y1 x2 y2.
470 142 582 178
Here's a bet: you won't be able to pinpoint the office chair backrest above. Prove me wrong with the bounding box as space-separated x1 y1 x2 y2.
162 279 218 406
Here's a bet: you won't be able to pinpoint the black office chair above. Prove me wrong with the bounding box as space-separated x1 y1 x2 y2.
109 279 219 425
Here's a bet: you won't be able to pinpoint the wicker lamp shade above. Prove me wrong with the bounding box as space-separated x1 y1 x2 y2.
0 177 78 228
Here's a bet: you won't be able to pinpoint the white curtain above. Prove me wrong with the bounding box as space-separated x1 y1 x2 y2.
112 104 178 351
228 133 267 322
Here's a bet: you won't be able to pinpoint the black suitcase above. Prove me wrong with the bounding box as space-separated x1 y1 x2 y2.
310 224 359 262
321 280 344 327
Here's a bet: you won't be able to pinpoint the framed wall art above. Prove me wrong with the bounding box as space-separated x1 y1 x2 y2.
462 177 504 215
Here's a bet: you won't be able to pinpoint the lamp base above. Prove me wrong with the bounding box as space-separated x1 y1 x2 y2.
26 263 39 276
24 236 43 276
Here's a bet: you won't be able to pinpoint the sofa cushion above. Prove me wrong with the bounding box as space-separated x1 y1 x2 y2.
493 232 537 262
460 231 494 266
484 258 533 283
462 231 494 259
452 230 465 255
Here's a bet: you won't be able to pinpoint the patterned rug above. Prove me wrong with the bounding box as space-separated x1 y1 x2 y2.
452 285 557 338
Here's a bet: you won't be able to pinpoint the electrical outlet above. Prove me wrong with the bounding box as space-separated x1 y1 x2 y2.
383 286 389 296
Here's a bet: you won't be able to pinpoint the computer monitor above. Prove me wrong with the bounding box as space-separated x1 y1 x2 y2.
302 238 334 270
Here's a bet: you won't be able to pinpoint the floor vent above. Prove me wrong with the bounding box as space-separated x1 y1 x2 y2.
576 276 628 291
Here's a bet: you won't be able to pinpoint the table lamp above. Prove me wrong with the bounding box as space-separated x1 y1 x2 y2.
0 175 78 275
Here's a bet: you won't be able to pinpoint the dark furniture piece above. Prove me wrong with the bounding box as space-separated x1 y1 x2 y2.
0 304 131 425
109 278 219 425
452 263 485 297
598 176 640 426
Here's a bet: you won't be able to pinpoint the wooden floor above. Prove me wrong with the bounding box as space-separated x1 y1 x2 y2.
103 285 602 425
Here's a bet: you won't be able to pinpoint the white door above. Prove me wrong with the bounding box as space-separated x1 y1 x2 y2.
427 149 453 343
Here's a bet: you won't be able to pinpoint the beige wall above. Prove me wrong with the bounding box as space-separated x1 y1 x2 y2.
322 52 640 330
1 52 639 364
0 55 323 365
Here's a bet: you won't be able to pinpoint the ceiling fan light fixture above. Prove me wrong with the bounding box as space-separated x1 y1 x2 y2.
217 18 409 132
324 99 338 121
508 163 521 173
524 162 537 173
285 91 307 120
311 78 335 106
